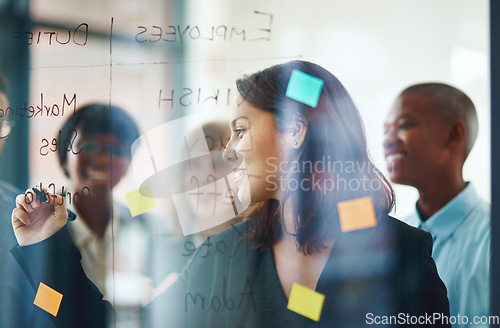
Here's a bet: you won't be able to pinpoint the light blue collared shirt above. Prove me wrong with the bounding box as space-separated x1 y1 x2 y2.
405 183 490 327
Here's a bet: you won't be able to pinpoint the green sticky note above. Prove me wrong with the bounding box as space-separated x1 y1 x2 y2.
125 185 157 217
287 283 325 322
286 69 324 107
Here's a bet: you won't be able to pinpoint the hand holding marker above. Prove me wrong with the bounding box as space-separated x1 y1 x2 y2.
32 187 77 221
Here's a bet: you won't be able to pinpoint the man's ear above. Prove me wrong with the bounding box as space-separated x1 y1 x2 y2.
290 114 308 149
446 120 466 152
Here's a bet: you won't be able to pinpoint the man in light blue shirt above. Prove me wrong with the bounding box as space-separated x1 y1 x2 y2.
405 183 489 325
383 83 490 327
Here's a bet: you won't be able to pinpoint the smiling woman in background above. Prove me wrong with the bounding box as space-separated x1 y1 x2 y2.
11 61 450 327
56 104 165 327
57 104 140 291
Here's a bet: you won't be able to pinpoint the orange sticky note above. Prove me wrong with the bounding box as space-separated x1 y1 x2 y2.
33 282 63 317
125 185 157 217
337 196 377 232
287 283 325 321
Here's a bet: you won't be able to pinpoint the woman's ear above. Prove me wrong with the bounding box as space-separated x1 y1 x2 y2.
291 114 308 149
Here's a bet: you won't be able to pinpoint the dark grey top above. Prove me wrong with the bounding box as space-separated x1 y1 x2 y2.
10 213 451 327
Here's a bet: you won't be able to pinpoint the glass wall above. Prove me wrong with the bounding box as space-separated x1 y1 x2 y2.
0 1 492 327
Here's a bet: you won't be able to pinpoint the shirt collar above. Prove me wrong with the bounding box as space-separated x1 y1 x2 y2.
68 204 121 249
411 182 480 239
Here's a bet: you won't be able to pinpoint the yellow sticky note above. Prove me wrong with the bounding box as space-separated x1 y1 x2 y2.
287 283 325 322
337 196 377 232
125 185 157 217
33 282 63 317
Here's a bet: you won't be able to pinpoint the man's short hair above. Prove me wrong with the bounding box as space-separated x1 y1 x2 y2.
401 83 478 161
57 103 139 169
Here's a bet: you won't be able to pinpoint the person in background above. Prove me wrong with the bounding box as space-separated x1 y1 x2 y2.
153 120 238 282
186 121 240 241
56 104 167 327
0 72 39 328
384 83 490 326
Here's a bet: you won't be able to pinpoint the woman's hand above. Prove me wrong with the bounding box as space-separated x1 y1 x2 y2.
11 189 68 246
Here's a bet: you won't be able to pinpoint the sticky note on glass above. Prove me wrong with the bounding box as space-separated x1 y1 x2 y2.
125 185 157 217
286 69 324 107
33 282 63 317
337 196 377 232
287 283 325 321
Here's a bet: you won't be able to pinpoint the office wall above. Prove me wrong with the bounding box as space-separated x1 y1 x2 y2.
24 0 489 219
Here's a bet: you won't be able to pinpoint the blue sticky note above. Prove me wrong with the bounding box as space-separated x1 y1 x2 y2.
286 69 324 108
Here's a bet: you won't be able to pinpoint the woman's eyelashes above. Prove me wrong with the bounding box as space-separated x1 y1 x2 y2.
234 128 246 138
